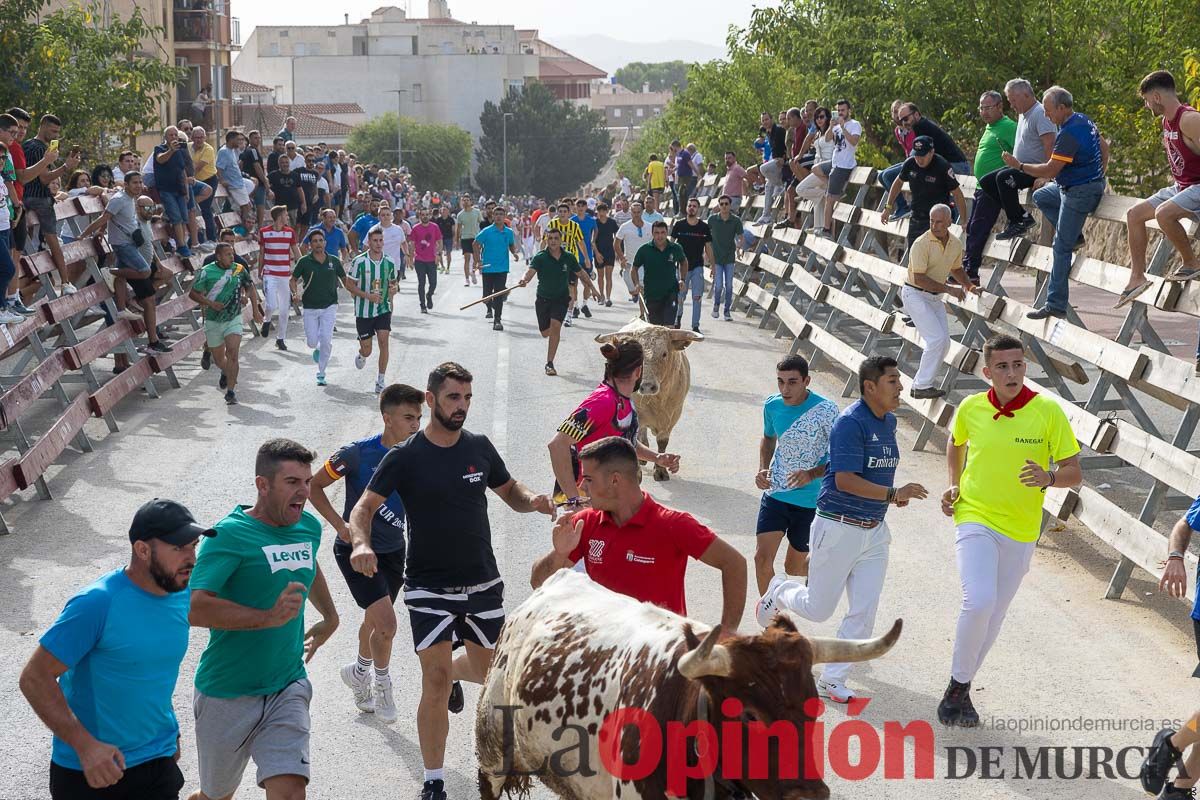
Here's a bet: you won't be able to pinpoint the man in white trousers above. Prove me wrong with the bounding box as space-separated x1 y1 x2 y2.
902 204 979 399
291 228 353 386
937 333 1081 726
259 204 301 350
757 356 927 703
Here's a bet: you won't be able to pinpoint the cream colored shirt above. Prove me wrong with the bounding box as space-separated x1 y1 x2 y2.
907 229 963 286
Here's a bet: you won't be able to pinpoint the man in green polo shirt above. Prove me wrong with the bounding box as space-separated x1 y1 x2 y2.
291 228 353 386
517 228 599 376
632 220 687 326
962 89 1018 282
707 194 744 322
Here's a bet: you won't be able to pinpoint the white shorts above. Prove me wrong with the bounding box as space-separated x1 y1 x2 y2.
226 179 251 208
1147 183 1200 219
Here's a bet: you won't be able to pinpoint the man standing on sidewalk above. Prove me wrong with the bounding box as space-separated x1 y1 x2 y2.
473 206 520 331
187 439 339 800
757 356 927 703
937 334 1081 726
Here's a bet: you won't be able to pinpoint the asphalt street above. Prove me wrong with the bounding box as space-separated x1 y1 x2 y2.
0 250 1196 799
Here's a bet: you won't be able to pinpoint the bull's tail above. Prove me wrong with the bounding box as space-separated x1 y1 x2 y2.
478 769 534 800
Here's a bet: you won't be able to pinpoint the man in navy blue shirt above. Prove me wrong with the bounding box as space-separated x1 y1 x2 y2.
756 356 927 704
1001 86 1109 320
308 383 423 725
571 198 599 318
152 126 194 258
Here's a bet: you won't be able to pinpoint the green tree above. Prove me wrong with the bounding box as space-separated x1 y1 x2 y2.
614 61 690 93
347 113 471 189
0 0 185 161
476 83 609 199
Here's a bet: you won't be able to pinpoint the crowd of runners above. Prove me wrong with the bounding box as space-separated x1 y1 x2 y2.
9 66 1200 800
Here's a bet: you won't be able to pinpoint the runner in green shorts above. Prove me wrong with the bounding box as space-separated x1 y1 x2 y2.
189 242 259 405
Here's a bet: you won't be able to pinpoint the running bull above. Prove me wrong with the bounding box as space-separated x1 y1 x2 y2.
595 319 701 481
476 569 902 800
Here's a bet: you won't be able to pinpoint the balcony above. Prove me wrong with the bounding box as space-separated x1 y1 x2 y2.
173 0 226 45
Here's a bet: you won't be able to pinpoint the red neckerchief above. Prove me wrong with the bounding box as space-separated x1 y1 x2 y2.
987 385 1038 420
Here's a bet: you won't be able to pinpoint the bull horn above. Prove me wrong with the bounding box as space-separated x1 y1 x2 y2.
594 332 620 344
678 625 733 679
807 619 902 665
668 328 704 342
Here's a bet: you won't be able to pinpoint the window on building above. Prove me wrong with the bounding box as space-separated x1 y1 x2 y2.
212 65 228 99
411 36 418 55
353 36 368 55
613 108 621 118
327 30 335 37
279 29 288 37
636 107 644 117
295 42 306 56
413 83 422 102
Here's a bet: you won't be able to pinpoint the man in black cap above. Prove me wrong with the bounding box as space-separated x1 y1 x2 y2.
19 499 213 799
882 135 969 247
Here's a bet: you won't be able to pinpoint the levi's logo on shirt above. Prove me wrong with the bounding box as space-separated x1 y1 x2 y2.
262 542 314 573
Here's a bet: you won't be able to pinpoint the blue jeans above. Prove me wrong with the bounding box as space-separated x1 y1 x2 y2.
1033 179 1105 313
0 229 14 301
160 191 188 225
677 267 706 327
880 162 910 216
712 262 735 314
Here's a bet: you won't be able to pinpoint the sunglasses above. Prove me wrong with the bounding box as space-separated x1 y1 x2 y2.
554 496 591 509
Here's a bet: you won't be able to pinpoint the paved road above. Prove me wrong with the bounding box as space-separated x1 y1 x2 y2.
1 251 1196 799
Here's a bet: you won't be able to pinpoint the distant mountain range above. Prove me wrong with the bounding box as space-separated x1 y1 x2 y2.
547 34 725 75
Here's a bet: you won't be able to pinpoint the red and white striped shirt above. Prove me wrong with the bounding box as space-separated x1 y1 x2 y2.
260 226 296 277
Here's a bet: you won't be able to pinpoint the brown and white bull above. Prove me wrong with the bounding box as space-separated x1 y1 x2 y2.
595 319 702 481
476 569 901 800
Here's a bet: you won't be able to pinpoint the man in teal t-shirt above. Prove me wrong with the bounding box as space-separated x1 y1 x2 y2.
188 438 339 800
963 90 1019 281
472 209 519 331
753 354 839 593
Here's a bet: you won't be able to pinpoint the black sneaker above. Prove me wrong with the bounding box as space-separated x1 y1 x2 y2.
1161 782 1197 799
427 296 434 310
275 339 287 351
545 362 557 376
224 389 237 405
493 320 503 331
148 339 173 353
200 349 211 371
994 215 1036 240
572 306 580 318
448 681 464 714
580 304 592 318
486 308 493 319
1026 306 1066 320
692 325 700 334
261 320 271 339
1141 728 1183 796
605 299 612 307
219 372 227 389
420 307 428 314
420 779 447 800
937 678 977 727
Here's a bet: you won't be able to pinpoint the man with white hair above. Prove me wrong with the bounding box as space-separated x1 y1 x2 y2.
990 79 1058 241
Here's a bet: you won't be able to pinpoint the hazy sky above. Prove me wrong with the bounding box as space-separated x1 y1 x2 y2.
237 0 775 48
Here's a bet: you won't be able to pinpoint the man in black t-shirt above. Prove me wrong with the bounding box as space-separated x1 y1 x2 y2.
900 103 969 173
265 135 286 175
349 362 552 800
239 129 268 226
294 155 320 239
670 197 714 332
592 201 620 306
267 158 305 226
882 136 968 245
435 207 456 273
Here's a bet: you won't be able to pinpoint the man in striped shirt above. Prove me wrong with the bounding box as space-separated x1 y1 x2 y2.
258 205 301 350
543 202 590 325
349 228 398 394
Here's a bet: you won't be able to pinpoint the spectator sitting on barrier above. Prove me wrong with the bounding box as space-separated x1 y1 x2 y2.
1005 86 1109 321
899 102 970 175
878 100 917 221
901 205 979 400
882 136 968 247
991 79 1058 241
0 143 21 324
216 130 254 235
66 170 106 200
961 90 1018 284
1124 70 1200 308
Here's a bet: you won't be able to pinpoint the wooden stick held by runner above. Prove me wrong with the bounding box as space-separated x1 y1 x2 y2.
460 284 522 311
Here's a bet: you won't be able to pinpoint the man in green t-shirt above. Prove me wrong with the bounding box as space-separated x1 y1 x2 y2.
455 195 483 286
517 227 599 376
962 89 1018 282
706 194 745 322
347 228 398 394
290 228 358 387
632 220 687 326
188 438 339 800
189 242 259 405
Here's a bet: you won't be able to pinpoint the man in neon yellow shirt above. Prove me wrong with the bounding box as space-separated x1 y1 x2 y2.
938 333 1082 727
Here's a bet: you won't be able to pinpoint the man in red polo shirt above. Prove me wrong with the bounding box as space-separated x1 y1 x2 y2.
530 436 747 629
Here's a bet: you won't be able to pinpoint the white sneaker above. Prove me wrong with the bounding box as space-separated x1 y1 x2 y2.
118 308 142 321
354 353 366 370
711 308 719 319
755 575 787 627
373 677 397 723
817 678 857 704
61 283 78 295
0 308 22 324
340 663 373 712
374 376 385 394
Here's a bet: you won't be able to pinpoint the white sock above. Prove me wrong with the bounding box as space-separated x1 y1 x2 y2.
377 373 385 382
354 655 371 677
374 665 389 680
424 769 444 783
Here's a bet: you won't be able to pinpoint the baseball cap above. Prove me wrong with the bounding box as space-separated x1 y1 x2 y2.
911 136 935 156
587 197 597 210
129 498 216 545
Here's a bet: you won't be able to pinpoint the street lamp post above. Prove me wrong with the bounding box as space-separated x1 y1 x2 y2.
386 88 409 171
502 112 513 198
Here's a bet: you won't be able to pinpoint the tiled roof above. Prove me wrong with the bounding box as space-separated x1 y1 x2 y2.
233 78 271 94
239 105 353 140
292 103 365 115
539 55 607 80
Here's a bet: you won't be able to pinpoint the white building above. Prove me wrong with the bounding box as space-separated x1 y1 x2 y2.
232 4 538 142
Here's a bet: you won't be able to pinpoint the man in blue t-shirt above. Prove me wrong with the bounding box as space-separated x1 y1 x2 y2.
473 209 520 331
19 499 213 798
351 203 381 254
309 383 423 724
753 354 839 593
571 198 600 318
152 125 194 258
756 356 927 704
1001 86 1108 320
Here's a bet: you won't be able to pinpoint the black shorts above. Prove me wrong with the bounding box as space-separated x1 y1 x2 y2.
756 493 817 552
11 210 28 251
129 262 160 301
404 578 505 652
50 756 184 800
334 540 406 609
460 237 475 254
355 312 391 339
535 295 569 331
442 238 454 254
782 163 798 188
